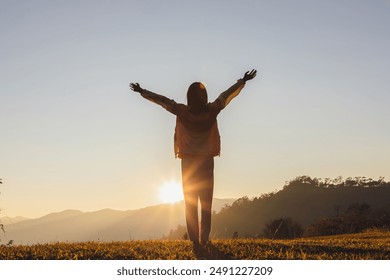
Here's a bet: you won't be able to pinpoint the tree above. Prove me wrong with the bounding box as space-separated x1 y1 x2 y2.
306 217 345 236
263 218 304 239
162 225 188 240
306 202 390 237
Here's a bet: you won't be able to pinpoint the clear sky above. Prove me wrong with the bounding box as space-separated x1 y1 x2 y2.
1 0 389 218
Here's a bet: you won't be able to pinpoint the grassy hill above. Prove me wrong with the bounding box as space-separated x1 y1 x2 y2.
1 230 389 260
211 176 390 238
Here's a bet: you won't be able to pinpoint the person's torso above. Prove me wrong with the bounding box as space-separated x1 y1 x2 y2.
174 104 221 158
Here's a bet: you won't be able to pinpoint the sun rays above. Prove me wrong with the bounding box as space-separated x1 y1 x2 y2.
158 181 184 204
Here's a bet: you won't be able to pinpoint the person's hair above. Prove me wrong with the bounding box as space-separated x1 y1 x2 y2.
187 82 208 113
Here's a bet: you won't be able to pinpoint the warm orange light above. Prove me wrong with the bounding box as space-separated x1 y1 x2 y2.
158 181 183 204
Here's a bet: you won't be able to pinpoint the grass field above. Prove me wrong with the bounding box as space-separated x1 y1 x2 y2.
1 231 389 260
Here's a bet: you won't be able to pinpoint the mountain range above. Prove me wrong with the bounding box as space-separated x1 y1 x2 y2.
0 198 235 245
3 176 389 244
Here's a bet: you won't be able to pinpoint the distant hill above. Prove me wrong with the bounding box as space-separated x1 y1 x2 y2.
1 198 235 245
6 175 390 244
0 216 30 225
210 176 390 238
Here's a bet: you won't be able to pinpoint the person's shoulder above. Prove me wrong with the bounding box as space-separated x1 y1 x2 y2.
171 103 188 115
208 99 223 113
174 103 187 111
175 103 186 108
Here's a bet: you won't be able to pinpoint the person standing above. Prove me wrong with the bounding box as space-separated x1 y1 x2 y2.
130 69 257 244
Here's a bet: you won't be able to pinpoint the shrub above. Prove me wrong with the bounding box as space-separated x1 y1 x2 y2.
263 218 304 239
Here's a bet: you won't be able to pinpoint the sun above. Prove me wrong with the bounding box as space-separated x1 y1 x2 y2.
158 181 184 204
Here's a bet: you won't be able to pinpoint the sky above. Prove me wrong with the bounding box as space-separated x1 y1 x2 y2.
1 0 389 219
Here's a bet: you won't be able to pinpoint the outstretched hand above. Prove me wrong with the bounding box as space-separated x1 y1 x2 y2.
129 82 143 93
243 69 257 82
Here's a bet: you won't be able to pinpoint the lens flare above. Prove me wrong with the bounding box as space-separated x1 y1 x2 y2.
158 181 183 204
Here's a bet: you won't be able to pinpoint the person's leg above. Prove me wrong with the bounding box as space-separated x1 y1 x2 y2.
198 158 214 243
181 158 199 243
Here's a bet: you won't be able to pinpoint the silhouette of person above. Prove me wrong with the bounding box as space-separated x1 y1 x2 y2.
130 69 257 244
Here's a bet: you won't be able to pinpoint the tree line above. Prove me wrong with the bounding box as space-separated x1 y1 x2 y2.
164 176 390 239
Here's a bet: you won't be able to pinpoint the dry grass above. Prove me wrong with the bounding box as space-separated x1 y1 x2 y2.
1 230 389 260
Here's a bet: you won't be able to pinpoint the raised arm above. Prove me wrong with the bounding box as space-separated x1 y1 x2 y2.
216 69 257 109
129 82 176 113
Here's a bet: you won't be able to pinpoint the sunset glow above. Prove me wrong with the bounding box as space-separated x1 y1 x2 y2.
1 1 389 219
158 181 184 204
